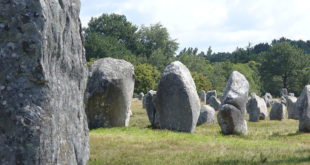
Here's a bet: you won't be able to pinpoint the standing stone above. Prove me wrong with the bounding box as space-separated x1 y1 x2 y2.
85 58 135 128
296 85 310 132
206 90 217 104
217 71 249 135
247 93 268 121
0 0 89 164
197 105 215 125
144 90 159 128
199 90 206 102
289 93 295 97
209 95 221 110
280 88 288 97
270 101 287 120
285 95 298 120
156 61 200 133
139 92 144 100
263 93 274 107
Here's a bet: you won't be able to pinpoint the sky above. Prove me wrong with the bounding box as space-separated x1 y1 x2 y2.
80 0 310 53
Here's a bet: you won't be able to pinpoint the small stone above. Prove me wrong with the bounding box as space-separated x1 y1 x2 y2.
2 101 7 105
197 105 215 125
270 101 286 120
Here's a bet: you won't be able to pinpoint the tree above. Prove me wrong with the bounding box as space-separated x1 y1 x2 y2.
137 23 179 59
134 64 160 94
191 72 212 92
260 42 308 95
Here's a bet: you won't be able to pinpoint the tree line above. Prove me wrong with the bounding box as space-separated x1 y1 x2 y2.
83 13 310 97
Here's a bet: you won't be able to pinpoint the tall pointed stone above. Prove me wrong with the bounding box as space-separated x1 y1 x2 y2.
0 0 89 164
218 71 249 135
156 61 200 133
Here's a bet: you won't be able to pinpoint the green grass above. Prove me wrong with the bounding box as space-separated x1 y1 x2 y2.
89 99 310 165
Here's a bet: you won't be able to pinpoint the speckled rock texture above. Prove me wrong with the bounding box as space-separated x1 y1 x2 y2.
247 93 268 122
296 85 310 132
0 0 89 164
85 58 135 129
218 71 249 135
156 61 200 133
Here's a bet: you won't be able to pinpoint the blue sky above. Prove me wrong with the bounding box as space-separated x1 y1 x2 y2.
80 0 310 53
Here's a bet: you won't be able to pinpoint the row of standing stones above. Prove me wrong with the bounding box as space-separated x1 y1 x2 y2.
1 0 310 164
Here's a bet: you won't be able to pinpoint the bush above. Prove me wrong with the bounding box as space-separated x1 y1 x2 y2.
135 64 160 94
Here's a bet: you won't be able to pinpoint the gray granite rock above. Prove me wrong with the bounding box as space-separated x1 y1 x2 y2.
206 90 217 104
85 58 135 128
218 71 249 135
199 90 206 102
139 92 144 100
0 0 89 164
197 105 215 125
280 88 288 97
144 90 159 128
296 85 310 132
263 93 274 107
270 101 287 120
209 95 221 110
247 93 268 121
289 93 295 97
156 61 200 133
285 95 298 120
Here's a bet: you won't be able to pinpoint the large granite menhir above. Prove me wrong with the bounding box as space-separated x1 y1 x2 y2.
296 85 310 132
156 61 200 133
0 0 89 164
218 71 249 135
85 58 135 129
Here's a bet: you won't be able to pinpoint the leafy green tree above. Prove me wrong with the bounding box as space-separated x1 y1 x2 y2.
191 72 212 92
137 23 179 59
134 64 160 94
260 42 308 95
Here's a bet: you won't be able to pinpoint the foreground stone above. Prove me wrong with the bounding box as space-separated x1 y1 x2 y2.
218 71 249 135
285 95 298 120
247 93 268 121
144 90 159 128
296 85 310 132
0 0 89 164
85 58 134 128
197 105 215 125
270 101 287 120
156 61 200 133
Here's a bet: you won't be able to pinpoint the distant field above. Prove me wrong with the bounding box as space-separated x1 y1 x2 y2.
88 99 310 165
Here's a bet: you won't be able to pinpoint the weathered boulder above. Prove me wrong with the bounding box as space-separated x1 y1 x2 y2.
206 90 217 104
144 90 159 127
270 101 287 120
197 105 215 125
156 61 200 133
280 88 288 97
285 95 298 120
246 93 268 121
209 95 221 110
0 0 89 164
218 71 249 135
199 90 206 102
263 93 274 107
289 93 295 97
85 58 135 128
139 92 144 100
296 85 310 132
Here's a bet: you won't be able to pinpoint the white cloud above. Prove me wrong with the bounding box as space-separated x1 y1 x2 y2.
80 0 310 52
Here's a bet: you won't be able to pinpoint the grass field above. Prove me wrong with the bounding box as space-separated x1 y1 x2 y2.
88 99 310 165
